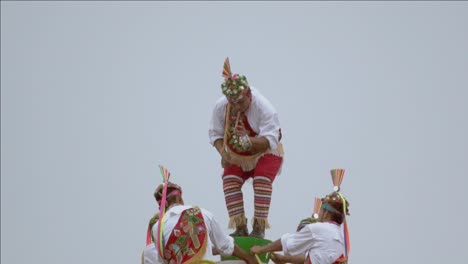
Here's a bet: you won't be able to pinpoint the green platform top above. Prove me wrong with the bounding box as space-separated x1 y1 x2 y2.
221 236 272 263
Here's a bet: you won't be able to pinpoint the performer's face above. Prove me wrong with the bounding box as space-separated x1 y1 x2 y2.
231 96 250 112
227 90 251 112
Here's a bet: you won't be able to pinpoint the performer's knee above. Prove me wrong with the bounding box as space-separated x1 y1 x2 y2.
223 175 244 192
253 176 273 193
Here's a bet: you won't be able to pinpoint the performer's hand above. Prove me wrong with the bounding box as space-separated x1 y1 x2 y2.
221 158 231 168
214 139 231 162
220 146 233 162
235 121 248 136
250 245 263 255
270 253 286 264
212 247 220 256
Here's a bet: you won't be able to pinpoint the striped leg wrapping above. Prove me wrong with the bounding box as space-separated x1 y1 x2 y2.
223 175 246 228
253 176 272 229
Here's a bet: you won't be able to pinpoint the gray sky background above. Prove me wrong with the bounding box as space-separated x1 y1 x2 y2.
2 1 467 264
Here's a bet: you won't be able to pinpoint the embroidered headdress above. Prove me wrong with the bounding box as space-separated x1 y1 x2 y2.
221 57 249 99
154 182 182 207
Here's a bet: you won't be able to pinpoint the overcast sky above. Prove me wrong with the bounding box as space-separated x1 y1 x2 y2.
2 1 468 264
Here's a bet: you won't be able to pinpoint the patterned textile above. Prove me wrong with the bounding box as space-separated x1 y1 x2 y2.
253 176 272 224
222 175 247 228
162 207 208 264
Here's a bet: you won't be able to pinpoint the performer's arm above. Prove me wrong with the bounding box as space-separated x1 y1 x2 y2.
214 139 224 154
249 136 270 154
250 239 283 254
214 139 232 167
270 252 306 264
232 244 258 264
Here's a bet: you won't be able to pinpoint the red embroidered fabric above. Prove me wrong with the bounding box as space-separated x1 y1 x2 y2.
306 254 348 264
162 207 208 264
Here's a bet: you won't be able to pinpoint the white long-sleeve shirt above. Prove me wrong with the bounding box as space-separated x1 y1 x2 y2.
152 205 235 263
209 87 282 150
141 243 161 264
281 222 345 264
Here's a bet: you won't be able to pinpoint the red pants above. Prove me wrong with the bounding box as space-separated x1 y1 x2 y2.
222 154 283 180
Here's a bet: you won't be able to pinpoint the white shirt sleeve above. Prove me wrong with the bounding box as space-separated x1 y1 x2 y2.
202 209 235 256
280 227 314 257
257 110 281 150
143 244 161 264
250 89 281 150
208 97 228 146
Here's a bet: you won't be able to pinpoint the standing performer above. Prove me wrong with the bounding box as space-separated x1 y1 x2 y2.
209 57 284 238
152 179 257 264
251 169 351 264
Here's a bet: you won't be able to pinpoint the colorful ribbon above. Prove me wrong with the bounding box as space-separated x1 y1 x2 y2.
146 224 152 245
337 192 350 257
156 165 171 258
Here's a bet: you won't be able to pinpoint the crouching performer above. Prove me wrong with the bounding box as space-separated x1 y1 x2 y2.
251 169 351 264
152 179 257 264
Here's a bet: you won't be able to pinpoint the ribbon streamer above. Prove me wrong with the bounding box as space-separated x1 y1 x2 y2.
156 165 171 258
337 192 350 257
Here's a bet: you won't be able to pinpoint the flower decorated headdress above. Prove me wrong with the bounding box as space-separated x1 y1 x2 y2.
221 57 249 98
321 168 351 258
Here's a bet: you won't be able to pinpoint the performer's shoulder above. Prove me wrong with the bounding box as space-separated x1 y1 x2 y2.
212 97 228 112
214 96 228 105
251 97 277 115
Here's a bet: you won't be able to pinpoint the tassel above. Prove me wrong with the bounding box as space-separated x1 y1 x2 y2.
330 169 345 191
313 197 322 219
228 214 247 229
222 57 232 79
252 217 271 229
